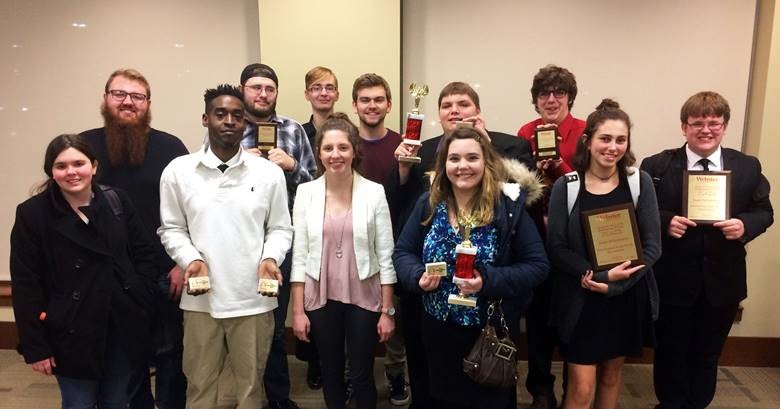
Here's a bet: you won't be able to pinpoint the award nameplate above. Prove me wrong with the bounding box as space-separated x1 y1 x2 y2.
187 276 211 295
581 203 644 270
256 122 278 154
682 170 731 224
257 278 279 297
455 120 474 130
534 127 560 160
425 261 447 277
448 212 478 308
399 83 429 164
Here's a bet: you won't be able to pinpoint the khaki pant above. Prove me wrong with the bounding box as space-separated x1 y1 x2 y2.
182 311 273 409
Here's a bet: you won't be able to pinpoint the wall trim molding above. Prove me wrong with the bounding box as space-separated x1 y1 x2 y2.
1 320 778 367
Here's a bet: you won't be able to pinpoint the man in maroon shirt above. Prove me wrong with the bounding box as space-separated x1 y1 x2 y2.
518 64 585 409
352 73 403 186
351 73 409 406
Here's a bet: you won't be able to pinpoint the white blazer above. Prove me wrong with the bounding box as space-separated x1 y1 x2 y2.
291 173 397 285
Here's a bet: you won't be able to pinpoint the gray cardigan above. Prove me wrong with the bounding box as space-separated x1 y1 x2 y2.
546 168 661 343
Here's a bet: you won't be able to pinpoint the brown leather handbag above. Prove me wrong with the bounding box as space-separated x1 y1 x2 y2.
462 300 519 388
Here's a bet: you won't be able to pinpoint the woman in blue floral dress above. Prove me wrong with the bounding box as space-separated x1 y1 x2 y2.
393 127 549 409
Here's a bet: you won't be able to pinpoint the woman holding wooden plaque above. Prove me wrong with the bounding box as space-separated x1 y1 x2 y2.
393 127 549 409
547 99 662 409
290 113 397 409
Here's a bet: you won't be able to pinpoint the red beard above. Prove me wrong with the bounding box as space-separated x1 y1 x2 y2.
101 103 152 167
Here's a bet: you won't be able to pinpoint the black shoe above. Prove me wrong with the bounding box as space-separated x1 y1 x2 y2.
386 372 410 406
267 399 300 409
306 362 322 390
345 378 354 404
529 392 557 409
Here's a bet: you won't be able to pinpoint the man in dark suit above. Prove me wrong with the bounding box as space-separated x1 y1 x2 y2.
387 81 533 409
640 91 773 409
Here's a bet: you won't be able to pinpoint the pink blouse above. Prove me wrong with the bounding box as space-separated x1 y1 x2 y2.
304 210 381 312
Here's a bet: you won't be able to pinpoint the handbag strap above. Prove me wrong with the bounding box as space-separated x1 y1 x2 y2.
486 300 509 335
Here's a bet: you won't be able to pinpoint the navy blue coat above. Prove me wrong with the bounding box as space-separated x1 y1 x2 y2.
392 188 549 338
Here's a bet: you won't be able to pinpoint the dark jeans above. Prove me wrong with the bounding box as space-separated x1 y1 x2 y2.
308 300 379 409
264 255 292 402
132 274 187 409
653 294 738 409
57 320 144 409
525 277 565 398
399 293 440 409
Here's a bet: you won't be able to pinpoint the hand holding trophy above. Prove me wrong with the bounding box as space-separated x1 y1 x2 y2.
449 210 479 308
398 83 429 163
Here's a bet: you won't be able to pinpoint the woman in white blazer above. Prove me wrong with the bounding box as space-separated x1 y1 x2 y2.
291 113 396 409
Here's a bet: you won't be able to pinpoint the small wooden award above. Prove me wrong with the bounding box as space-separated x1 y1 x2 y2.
256 122 278 154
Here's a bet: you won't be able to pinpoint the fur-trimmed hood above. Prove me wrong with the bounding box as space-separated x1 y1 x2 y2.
501 158 544 207
425 158 544 207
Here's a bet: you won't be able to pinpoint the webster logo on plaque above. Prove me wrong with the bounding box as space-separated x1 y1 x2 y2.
683 170 731 224
581 203 644 270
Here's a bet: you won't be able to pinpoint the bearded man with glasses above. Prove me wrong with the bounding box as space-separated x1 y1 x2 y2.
81 68 189 409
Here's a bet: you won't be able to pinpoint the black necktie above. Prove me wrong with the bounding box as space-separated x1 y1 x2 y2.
698 158 710 171
217 163 228 173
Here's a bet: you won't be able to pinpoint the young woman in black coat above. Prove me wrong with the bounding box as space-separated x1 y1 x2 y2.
10 134 157 409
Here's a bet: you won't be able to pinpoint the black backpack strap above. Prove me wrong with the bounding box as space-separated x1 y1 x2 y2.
99 185 123 217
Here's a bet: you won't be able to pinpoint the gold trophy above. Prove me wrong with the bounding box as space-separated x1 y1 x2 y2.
399 83 429 163
448 211 478 308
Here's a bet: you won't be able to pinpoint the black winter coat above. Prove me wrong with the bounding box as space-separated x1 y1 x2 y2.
10 185 157 379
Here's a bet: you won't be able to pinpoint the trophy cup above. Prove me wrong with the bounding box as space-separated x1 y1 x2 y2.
399 83 429 163
448 211 478 308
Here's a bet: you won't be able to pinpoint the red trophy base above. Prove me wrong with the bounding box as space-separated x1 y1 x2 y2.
399 113 424 163
449 244 478 308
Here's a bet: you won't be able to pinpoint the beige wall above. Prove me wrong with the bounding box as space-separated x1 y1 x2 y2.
402 0 756 161
0 0 260 282
257 0 401 132
735 0 780 338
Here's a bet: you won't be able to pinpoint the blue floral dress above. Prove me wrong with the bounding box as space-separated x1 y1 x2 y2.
422 201 497 326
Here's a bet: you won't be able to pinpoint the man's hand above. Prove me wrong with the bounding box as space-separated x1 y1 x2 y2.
461 115 490 141
668 215 697 238
245 147 262 157
267 148 296 171
713 218 745 240
258 258 284 285
30 357 56 376
395 141 420 185
168 265 185 300
184 260 210 295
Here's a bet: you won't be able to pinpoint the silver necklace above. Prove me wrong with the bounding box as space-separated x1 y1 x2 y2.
334 209 351 259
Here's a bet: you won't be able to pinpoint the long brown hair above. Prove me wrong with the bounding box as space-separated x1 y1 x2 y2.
424 128 505 226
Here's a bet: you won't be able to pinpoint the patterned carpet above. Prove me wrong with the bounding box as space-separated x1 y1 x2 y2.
0 350 778 408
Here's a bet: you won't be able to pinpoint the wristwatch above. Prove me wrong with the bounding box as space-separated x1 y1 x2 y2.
381 306 396 317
